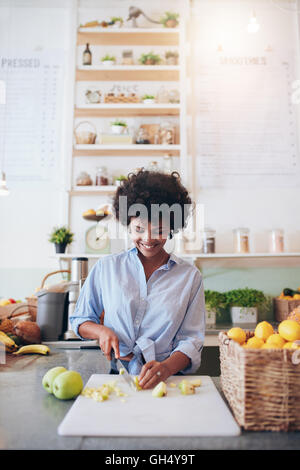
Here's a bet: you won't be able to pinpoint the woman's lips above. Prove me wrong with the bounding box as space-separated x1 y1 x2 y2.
139 242 158 250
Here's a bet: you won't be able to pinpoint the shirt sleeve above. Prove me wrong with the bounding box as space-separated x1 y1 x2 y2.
69 260 103 339
171 270 206 374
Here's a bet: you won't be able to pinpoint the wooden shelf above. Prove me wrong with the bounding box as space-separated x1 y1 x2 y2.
76 67 179 81
52 251 300 259
73 144 181 157
70 185 116 196
77 28 179 46
75 103 180 117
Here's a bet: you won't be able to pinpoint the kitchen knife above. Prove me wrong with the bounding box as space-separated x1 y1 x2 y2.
111 350 138 391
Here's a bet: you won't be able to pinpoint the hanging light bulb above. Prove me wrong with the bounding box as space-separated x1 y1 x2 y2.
247 10 260 33
0 172 9 196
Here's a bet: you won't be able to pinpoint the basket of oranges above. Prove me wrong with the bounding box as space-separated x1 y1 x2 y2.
273 287 300 322
219 318 300 431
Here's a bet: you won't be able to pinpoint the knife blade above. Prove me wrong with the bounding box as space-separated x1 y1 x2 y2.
110 350 138 391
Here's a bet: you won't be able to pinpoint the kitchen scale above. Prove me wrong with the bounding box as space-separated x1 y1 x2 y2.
83 210 111 255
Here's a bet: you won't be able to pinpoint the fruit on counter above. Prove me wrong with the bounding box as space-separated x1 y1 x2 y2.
278 320 300 342
6 333 22 345
0 318 14 334
190 378 202 387
13 320 41 345
152 381 167 398
227 327 246 345
52 371 83 400
13 344 50 355
133 376 142 391
265 334 286 348
0 299 11 306
42 366 68 394
82 209 96 217
254 321 274 341
8 298 16 304
0 331 19 352
119 367 125 375
82 381 128 402
245 336 264 349
178 379 196 395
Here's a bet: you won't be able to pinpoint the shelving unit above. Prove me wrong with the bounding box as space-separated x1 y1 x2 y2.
66 3 189 256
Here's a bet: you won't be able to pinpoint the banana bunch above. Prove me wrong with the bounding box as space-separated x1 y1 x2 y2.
13 344 50 355
0 331 18 353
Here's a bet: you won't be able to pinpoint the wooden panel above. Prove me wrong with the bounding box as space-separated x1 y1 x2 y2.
77 32 179 46
76 69 179 81
74 107 180 117
73 148 180 157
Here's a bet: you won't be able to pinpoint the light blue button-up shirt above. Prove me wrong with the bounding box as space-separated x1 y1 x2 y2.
70 247 206 375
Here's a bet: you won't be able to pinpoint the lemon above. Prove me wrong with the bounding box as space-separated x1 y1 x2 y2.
227 327 246 345
283 341 299 349
245 336 264 349
265 333 286 348
254 321 274 341
278 320 300 342
261 343 278 349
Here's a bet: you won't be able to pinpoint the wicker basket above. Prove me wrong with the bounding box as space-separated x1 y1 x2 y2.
273 297 300 322
74 121 97 144
219 330 300 431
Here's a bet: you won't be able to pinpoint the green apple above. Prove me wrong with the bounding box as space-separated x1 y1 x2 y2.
42 366 68 394
52 370 83 400
178 379 195 395
152 381 167 398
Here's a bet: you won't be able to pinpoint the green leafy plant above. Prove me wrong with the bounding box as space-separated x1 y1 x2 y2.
115 175 127 181
110 16 123 25
160 11 179 27
204 290 229 323
49 226 74 246
142 94 155 100
101 54 116 62
110 119 127 127
225 288 266 308
139 52 161 65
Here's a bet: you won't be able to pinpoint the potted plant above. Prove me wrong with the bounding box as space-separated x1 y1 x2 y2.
109 16 123 28
160 11 179 28
142 94 156 104
165 50 179 66
204 290 227 325
225 288 266 324
101 54 116 66
49 226 74 254
114 175 127 186
110 119 128 134
139 52 161 66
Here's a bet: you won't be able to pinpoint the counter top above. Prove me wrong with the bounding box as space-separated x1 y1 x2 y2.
1 348 300 450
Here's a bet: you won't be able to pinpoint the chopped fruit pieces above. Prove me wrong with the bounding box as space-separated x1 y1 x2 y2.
152 381 167 397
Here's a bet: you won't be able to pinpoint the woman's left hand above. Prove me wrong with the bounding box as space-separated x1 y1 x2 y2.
138 360 171 390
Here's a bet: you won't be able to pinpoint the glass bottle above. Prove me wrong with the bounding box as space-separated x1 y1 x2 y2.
269 228 284 253
83 43 92 66
202 227 216 254
95 166 108 186
233 227 250 253
147 161 160 172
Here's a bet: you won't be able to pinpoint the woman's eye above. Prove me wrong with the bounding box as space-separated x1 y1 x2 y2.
135 226 144 233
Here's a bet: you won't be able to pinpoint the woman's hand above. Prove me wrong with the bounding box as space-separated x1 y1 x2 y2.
138 360 171 390
98 325 120 361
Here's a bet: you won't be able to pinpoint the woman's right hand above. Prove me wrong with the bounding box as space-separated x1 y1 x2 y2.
98 325 120 361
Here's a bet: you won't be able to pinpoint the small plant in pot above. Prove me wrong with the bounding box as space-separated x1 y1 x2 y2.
109 16 123 28
101 54 116 66
160 11 179 28
110 119 128 134
114 175 127 186
204 290 227 325
142 94 156 104
139 52 161 66
49 226 74 254
225 288 266 324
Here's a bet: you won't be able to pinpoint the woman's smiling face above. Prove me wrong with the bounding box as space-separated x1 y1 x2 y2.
129 217 169 259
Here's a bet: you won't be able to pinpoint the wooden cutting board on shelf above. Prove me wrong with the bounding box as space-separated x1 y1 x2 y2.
58 375 240 437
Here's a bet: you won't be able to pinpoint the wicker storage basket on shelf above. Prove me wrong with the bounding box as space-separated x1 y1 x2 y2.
273 297 300 322
219 330 300 431
74 121 97 144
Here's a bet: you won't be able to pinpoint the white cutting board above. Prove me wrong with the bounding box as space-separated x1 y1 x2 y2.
58 375 240 437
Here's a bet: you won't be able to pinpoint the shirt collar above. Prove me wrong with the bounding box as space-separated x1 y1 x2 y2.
128 246 181 269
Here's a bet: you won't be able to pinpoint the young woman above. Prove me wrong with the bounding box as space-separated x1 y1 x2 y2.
70 170 206 389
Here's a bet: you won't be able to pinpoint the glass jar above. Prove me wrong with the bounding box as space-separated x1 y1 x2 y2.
95 166 108 186
202 227 216 254
76 171 92 186
147 161 160 172
163 154 173 174
233 227 250 253
135 127 150 144
269 228 284 253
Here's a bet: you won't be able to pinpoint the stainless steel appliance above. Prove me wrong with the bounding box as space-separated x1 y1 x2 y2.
36 257 88 341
